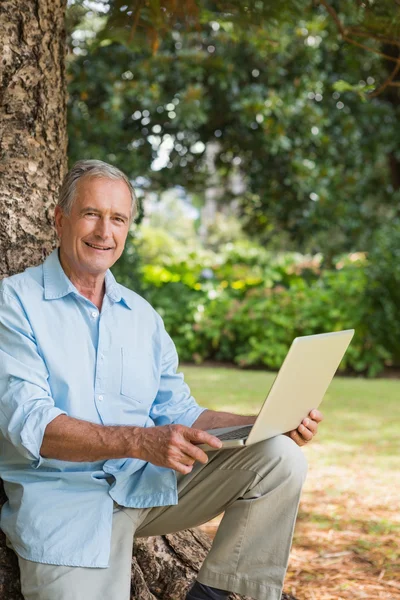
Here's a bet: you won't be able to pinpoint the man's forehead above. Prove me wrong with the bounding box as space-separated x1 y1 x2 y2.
77 176 129 195
74 178 132 211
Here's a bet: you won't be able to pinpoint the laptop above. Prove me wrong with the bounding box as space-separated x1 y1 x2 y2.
198 329 354 450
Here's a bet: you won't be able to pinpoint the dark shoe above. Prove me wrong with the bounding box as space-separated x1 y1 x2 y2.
186 581 230 600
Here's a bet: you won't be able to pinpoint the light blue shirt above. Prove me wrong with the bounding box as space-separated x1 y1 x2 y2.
0 249 205 567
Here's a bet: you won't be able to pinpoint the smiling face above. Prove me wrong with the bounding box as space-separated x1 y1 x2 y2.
54 176 132 281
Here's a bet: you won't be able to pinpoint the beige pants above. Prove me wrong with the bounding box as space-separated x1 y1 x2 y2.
16 435 307 600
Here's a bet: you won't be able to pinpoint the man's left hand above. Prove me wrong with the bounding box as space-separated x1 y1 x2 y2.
286 409 323 447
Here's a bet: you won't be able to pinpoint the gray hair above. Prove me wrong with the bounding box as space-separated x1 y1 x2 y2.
58 159 138 220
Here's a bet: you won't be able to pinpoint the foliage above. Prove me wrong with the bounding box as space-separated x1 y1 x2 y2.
67 2 400 259
189 260 388 377
101 0 400 77
67 1 400 378
364 221 400 364
113 230 391 376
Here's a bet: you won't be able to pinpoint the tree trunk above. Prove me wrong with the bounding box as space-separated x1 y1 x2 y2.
0 4 298 599
0 0 67 278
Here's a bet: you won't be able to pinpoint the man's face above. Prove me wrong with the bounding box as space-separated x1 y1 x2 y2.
54 177 132 278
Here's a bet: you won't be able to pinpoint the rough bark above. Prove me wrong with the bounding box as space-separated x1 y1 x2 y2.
0 0 67 278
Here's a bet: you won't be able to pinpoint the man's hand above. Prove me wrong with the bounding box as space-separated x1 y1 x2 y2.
286 409 323 447
135 425 223 475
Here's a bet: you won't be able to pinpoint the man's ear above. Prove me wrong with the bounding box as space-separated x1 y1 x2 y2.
54 206 64 239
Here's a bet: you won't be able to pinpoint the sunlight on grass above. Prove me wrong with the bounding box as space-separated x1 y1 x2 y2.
182 365 400 468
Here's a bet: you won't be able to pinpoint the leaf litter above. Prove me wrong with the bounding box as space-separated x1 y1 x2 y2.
199 453 399 600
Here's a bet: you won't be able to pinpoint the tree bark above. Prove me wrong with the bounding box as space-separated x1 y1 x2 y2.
0 0 67 278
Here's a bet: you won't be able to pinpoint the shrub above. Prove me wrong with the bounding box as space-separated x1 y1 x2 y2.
114 230 393 376
364 222 400 366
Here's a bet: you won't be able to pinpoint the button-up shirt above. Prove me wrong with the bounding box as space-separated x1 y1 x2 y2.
0 250 205 567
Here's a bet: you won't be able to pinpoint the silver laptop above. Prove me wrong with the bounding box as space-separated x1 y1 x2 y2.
199 329 354 450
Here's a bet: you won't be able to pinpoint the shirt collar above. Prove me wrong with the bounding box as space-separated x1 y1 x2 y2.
43 249 132 309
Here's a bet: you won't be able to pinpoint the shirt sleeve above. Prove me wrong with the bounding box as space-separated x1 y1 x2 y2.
0 290 66 467
149 317 207 428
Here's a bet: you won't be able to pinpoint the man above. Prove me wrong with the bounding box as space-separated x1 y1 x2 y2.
0 160 322 600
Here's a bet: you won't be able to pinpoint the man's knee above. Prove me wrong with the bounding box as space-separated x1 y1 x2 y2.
246 434 308 492
273 434 308 484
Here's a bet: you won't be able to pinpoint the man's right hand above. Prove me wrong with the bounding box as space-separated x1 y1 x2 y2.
134 424 222 475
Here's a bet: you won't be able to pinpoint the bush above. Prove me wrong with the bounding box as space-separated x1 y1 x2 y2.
114 229 393 376
193 261 389 376
364 222 400 366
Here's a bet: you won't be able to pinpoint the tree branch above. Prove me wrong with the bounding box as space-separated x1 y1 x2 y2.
342 35 400 63
347 27 400 48
129 0 144 43
369 61 400 97
318 0 400 97
318 0 345 35
318 0 400 62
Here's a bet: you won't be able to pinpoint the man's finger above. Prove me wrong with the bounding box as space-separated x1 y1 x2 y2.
302 417 318 435
179 440 209 465
290 430 306 446
170 459 194 475
185 427 223 450
297 424 313 441
309 409 323 423
177 452 196 467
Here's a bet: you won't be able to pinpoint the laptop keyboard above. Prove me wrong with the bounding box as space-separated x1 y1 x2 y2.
217 425 253 441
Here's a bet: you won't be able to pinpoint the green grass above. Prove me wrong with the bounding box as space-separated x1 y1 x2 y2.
181 365 400 470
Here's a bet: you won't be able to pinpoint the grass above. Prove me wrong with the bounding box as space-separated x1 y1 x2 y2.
182 366 400 469
181 365 400 600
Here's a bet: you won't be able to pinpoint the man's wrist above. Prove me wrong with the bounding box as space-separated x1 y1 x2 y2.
121 425 143 460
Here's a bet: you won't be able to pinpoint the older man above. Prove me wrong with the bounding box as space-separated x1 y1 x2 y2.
0 160 322 600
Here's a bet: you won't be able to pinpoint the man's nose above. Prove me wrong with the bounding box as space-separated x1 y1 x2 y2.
94 218 111 238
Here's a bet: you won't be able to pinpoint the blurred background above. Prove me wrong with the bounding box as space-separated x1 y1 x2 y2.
66 0 400 378
65 3 399 596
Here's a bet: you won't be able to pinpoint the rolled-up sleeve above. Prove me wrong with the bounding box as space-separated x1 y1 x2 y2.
0 290 66 466
149 318 206 428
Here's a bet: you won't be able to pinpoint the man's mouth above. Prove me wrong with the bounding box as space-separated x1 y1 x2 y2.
84 242 114 251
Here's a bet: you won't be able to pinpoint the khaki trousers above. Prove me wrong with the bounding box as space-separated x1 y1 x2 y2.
16 435 307 600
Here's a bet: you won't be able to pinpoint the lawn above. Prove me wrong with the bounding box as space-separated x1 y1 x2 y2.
181 365 400 600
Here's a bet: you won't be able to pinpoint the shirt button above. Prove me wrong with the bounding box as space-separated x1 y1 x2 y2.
98 395 104 401
91 311 98 318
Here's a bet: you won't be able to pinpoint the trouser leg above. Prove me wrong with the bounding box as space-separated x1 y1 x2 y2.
16 505 137 600
136 435 308 600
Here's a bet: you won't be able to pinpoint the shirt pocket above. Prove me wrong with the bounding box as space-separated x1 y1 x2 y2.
120 347 159 405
